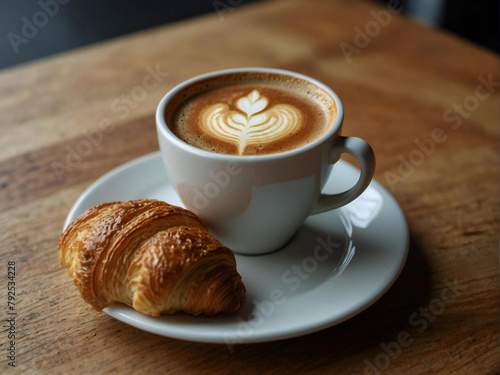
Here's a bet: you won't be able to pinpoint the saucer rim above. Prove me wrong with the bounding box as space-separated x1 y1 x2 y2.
64 151 409 343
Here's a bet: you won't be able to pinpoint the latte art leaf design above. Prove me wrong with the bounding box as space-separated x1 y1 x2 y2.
200 90 302 154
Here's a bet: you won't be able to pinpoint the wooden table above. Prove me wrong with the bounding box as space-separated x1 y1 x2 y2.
1 0 498 373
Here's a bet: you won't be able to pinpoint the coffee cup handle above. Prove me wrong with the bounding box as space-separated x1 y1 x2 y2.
311 136 376 215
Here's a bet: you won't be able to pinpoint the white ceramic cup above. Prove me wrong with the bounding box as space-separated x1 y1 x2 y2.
156 67 375 255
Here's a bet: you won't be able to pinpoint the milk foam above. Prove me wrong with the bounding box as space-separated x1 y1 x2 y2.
200 90 302 155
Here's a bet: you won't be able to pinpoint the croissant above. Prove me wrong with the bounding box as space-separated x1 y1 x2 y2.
58 199 246 317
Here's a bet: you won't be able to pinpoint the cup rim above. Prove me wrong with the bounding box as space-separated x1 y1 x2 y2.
156 67 344 161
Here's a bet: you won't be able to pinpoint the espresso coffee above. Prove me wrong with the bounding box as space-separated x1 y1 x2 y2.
165 72 337 155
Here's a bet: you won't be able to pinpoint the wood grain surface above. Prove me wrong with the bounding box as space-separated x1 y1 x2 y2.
0 0 498 374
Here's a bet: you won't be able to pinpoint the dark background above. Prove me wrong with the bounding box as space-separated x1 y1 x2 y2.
0 0 498 71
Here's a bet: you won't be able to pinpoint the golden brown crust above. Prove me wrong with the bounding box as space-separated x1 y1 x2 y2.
58 199 246 317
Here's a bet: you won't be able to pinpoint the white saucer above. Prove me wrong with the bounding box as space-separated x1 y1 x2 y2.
64 151 408 344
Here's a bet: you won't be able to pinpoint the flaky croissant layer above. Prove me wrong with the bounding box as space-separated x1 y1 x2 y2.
58 199 246 317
